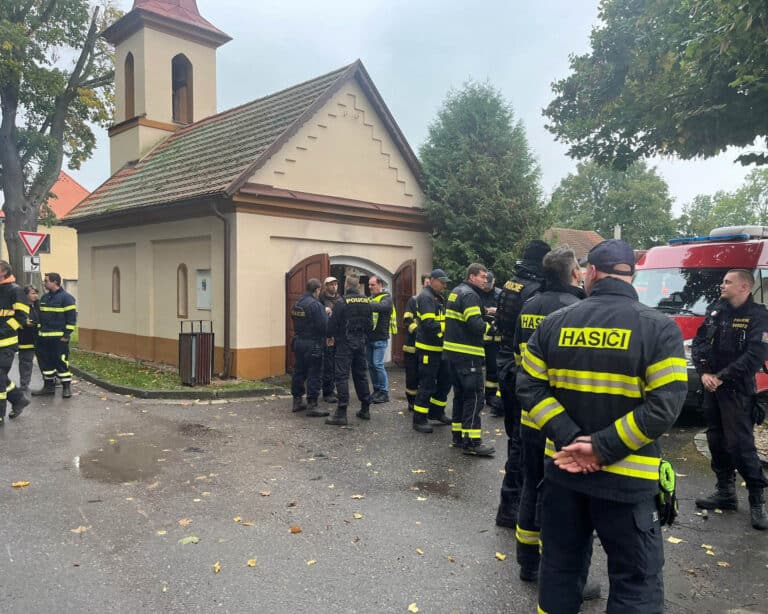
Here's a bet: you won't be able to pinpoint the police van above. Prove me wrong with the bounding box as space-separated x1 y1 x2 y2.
633 226 768 411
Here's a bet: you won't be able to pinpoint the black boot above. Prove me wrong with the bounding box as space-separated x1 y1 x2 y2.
292 396 307 413
748 490 768 530
427 411 451 425
695 477 738 510
463 442 495 457
306 398 329 417
413 413 433 433
356 402 370 420
8 388 30 419
62 382 72 399
325 405 348 426
32 380 55 396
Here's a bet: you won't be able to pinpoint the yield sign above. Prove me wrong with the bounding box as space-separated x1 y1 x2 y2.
18 231 47 256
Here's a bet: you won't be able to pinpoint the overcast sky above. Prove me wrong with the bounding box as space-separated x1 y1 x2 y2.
75 0 755 214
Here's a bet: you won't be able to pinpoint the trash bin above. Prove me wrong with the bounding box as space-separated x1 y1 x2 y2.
179 320 214 386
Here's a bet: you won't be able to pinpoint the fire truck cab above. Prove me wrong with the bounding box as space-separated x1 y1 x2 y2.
633 226 768 411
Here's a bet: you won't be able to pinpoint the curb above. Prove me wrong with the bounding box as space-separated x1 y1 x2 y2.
694 430 768 467
70 366 288 400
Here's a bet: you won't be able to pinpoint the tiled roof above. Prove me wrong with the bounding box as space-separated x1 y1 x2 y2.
0 171 89 220
132 0 227 38
544 227 605 261
67 63 355 221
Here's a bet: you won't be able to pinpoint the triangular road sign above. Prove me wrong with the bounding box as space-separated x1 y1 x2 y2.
19 231 47 256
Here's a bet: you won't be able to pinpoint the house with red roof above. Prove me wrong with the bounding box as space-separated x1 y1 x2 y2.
64 1 430 378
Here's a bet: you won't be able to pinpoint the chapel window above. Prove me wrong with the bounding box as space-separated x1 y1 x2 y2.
112 267 121 313
125 52 135 119
177 264 189 318
172 54 193 124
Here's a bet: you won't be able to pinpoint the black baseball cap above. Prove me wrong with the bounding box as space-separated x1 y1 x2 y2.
429 269 451 283
585 239 635 275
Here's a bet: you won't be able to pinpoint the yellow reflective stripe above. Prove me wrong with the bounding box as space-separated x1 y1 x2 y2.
65 324 76 331
414 404 429 414
547 368 643 399
39 331 64 337
515 525 540 545
529 396 565 428
408 322 418 333
538 605 548 614
0 310 13 316
520 410 539 430
403 311 414 319
463 306 481 318
7 318 20 331
514 352 522 366
13 302 30 314
445 309 464 321
403 345 416 353
483 334 493 342
415 342 443 352
463 428 482 439
0 336 17 347
443 341 484 356
496 389 501 398
419 312 436 320
544 438 660 481
544 439 556 457
645 357 688 391
405 387 418 395
40 305 77 312
429 397 447 407
615 411 653 451
451 422 462 432
18 344 34 350
484 380 498 389
522 351 548 381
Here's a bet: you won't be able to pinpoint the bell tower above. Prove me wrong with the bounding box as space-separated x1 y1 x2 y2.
102 0 231 173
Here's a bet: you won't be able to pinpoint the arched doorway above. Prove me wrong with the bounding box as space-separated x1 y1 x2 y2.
285 253 329 372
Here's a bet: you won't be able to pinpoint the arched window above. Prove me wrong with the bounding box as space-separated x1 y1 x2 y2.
171 54 193 124
177 264 188 318
112 267 121 313
124 52 135 119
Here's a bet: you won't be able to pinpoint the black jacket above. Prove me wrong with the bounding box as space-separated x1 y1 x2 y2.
328 290 372 349
516 277 687 503
496 263 544 349
445 281 488 358
18 300 40 350
402 295 418 353
692 296 768 394
369 291 394 341
39 287 76 338
291 292 327 341
415 285 446 353
0 279 28 348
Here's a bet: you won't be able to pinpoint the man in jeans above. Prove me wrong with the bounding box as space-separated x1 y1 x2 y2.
367 275 395 404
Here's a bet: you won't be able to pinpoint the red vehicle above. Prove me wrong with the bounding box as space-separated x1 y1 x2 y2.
633 226 768 411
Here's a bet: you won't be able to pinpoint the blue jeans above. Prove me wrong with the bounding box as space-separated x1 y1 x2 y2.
366 339 389 393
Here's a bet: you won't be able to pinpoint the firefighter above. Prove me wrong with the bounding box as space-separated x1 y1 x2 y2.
511 246 585 581
494 239 550 527
367 275 396 403
445 263 494 456
290 278 329 417
480 271 502 415
319 276 343 403
402 275 430 411
412 269 452 433
33 272 76 399
517 240 687 613
692 268 768 530
17 285 41 392
326 276 372 426
0 261 30 423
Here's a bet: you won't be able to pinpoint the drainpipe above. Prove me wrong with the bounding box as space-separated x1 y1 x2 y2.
211 201 232 378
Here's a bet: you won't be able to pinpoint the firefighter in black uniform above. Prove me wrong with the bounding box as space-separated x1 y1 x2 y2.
692 268 768 530
326 276 372 426
480 271 503 415
0 261 30 423
290 278 329 418
34 272 76 398
511 247 585 581
403 275 429 411
517 240 687 613
412 269 452 433
445 263 494 456
17 285 41 392
494 239 550 526
319 277 343 403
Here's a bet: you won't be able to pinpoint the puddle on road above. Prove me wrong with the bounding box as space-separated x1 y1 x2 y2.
411 480 461 499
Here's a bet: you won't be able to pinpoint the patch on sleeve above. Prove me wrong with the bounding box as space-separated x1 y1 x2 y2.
761 332 768 344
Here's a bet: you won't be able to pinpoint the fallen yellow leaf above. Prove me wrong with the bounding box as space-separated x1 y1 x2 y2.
351 494 365 499
447 556 456 563
495 552 507 561
411 469 426 474
108 439 117 445
416 496 427 502
416 548 424 555
705 550 715 556
11 481 30 488
290 526 302 534
407 604 419 613
178 518 192 526
247 559 256 567
192 498 202 502
307 559 317 566
717 561 730 567
156 530 167 536
259 490 271 497
353 513 364 520
241 521 255 526
70 526 90 534
667 537 685 544
233 516 242 523
213 561 221 574
701 544 713 549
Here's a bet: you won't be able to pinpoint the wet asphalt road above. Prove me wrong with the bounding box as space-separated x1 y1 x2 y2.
1 368 767 614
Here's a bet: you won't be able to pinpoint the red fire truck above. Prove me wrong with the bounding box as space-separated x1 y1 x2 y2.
633 226 768 411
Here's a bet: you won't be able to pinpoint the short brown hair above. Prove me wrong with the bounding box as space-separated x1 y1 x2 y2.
466 263 487 278
727 269 754 289
543 246 578 286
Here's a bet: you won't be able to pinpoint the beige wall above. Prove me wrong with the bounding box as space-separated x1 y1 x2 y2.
250 80 425 208
39 225 78 284
233 211 432 350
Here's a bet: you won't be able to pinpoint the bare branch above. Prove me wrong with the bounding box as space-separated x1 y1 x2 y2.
79 71 114 90
26 0 59 37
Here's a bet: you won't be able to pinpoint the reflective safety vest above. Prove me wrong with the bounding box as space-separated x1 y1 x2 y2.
415 285 446 352
516 277 687 503
39 287 77 338
370 292 397 339
444 281 488 358
0 278 29 348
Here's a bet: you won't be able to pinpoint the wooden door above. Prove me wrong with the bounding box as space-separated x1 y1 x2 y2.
285 253 329 372
391 259 416 366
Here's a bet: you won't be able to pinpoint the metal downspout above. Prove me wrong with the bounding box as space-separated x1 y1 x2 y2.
212 202 232 378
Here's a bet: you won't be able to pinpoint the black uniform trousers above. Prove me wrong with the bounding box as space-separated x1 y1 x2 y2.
334 340 371 407
484 340 499 401
516 436 544 573
704 388 768 490
498 369 522 520
448 354 484 447
413 350 451 419
291 338 323 400
37 338 71 383
403 350 419 407
0 347 23 419
321 344 336 397
17 348 36 390
539 480 663 614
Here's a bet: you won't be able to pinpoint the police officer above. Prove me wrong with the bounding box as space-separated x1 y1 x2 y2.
692 268 768 530
319 276 343 403
33 272 76 398
326 276 372 426
290 278 329 418
403 275 429 411
0 261 30 423
445 263 494 456
480 271 502 415
517 240 687 613
412 269 452 433
494 239 550 526
511 246 585 581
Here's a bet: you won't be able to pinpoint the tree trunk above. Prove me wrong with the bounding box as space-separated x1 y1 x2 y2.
3 194 42 289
